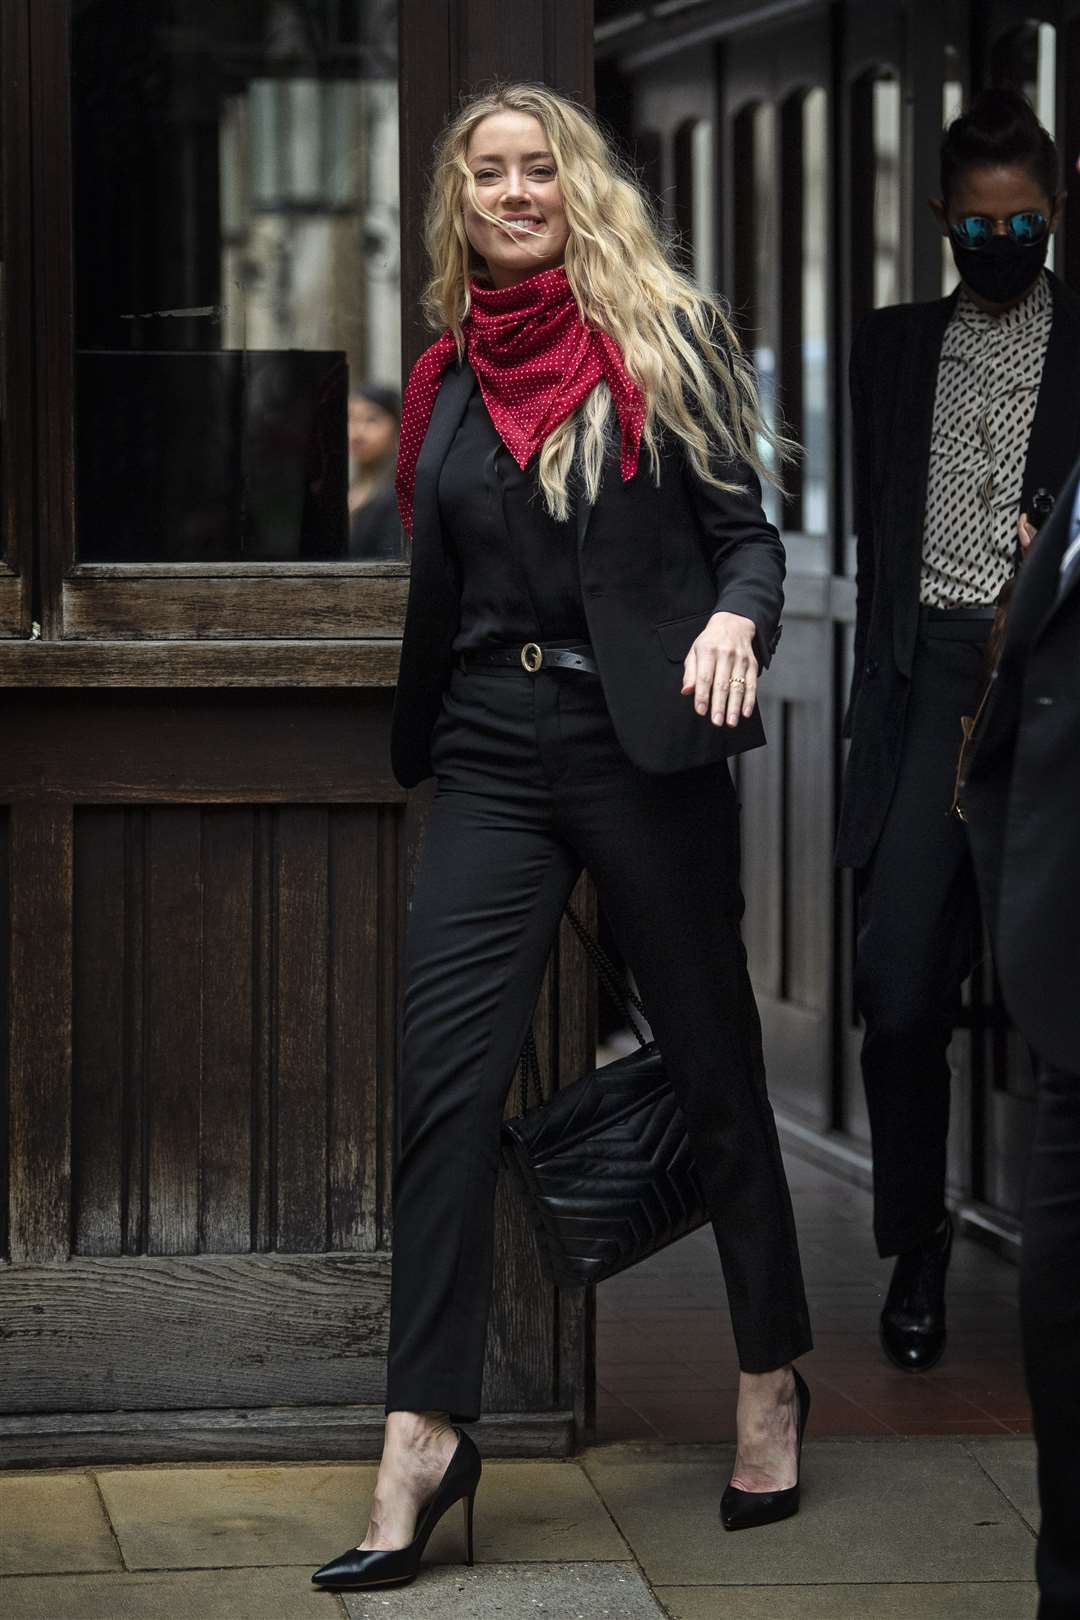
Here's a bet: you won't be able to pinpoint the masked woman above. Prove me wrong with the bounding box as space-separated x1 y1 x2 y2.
837 88 1079 1375
313 82 813 1593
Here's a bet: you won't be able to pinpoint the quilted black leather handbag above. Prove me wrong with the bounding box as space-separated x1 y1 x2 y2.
500 908 707 1288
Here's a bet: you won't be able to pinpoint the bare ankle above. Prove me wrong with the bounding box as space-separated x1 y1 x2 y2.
739 1365 795 1402
383 1410 456 1458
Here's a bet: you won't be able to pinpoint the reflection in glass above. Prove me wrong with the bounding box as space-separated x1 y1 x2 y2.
942 47 964 296
872 76 901 310
991 23 1057 275
801 88 828 536
72 0 401 564
692 120 715 294
751 103 779 527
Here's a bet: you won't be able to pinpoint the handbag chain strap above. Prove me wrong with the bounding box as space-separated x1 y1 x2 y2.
516 903 649 1113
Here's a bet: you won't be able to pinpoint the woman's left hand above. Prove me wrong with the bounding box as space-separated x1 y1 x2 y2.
681 611 759 727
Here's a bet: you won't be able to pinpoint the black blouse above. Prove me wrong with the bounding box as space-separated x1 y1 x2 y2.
437 367 589 652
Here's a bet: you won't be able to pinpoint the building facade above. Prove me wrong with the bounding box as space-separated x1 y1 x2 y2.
1 0 1077 1462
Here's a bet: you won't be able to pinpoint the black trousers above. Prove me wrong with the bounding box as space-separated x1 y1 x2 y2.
1023 1060 1080 1620
385 666 812 1422
854 625 989 1257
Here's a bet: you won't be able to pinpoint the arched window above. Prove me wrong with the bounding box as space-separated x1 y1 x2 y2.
850 68 902 325
991 22 1058 273
673 117 716 293
799 86 829 537
731 100 779 523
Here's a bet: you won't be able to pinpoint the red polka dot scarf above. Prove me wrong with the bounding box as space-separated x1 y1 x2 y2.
395 266 646 534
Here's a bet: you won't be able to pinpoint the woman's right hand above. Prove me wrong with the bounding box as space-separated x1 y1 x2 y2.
1018 511 1037 558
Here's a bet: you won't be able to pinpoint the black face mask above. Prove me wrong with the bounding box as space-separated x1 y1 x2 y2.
950 233 1049 306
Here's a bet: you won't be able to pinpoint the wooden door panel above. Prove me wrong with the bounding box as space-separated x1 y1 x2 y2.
4 1253 392 1413
66 804 396 1263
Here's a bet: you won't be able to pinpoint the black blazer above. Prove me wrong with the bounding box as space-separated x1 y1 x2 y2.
836 271 1080 870
390 360 786 787
961 453 1080 1075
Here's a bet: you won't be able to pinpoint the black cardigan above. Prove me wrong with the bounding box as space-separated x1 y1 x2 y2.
390 359 786 787
836 271 1080 870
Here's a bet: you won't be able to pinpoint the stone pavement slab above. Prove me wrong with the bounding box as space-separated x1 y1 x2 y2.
0 1474 121 1577
341 1561 666 1618
967 1437 1040 1530
0 1565 348 1619
655 1583 1038 1618
582 1439 1036 1587
95 1459 627 1571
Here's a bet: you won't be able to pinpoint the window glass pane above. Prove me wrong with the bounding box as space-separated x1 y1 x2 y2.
942 46 964 296
691 120 715 294
872 76 901 309
801 87 828 536
0 69 6 566
72 0 401 564
751 103 779 527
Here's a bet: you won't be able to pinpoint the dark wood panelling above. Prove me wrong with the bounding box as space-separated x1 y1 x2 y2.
274 809 331 1253
0 810 9 1261
328 807 388 1252
8 805 73 1264
146 809 204 1256
64 805 398 1263
1 1254 391 1413
62 576 411 641
0 640 402 688
0 692 404 804
1 1407 574 1469
72 810 128 1256
0 577 24 637
200 810 256 1253
2 0 599 1460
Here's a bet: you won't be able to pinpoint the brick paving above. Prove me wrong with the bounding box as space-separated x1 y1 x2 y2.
597 1152 1031 1443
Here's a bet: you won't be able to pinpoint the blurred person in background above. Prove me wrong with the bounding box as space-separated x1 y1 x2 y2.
348 383 405 559
837 88 1080 1374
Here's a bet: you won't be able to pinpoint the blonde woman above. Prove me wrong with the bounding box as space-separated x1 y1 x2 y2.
313 82 813 1593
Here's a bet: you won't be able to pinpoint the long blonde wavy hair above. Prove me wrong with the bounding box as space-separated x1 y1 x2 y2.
422 81 796 520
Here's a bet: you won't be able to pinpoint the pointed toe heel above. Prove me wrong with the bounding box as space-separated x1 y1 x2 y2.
721 1368 810 1533
311 1426 481 1592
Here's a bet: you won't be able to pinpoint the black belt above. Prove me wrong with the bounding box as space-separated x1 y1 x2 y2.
459 641 599 675
918 603 997 640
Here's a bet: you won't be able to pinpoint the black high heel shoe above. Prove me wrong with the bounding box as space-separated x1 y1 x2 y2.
720 1367 810 1532
311 1426 481 1591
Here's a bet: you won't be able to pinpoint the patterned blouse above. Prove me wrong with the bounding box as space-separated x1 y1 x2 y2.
920 271 1052 608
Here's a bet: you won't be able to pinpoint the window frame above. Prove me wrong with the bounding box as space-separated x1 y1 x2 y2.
0 0 33 639
28 0 409 647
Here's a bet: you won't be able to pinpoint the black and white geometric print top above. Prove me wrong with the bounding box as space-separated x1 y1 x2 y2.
920 271 1052 608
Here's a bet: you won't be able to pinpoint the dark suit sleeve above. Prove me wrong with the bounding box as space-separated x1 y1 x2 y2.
675 316 786 670
844 313 877 737
685 455 786 670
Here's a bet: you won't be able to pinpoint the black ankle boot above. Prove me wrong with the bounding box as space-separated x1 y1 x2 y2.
880 1214 953 1372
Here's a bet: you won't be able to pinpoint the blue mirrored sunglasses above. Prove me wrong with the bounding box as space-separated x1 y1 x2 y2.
950 210 1049 250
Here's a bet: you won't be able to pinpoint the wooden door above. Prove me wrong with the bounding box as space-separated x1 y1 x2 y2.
0 0 597 1467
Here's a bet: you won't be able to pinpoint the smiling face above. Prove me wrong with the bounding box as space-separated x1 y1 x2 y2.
463 110 571 288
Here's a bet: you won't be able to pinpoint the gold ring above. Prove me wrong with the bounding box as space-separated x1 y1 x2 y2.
729 677 746 687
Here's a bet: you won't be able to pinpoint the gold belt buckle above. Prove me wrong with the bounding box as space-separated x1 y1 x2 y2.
520 642 544 673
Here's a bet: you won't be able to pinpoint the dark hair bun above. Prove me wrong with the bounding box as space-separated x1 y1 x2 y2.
941 86 1059 201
